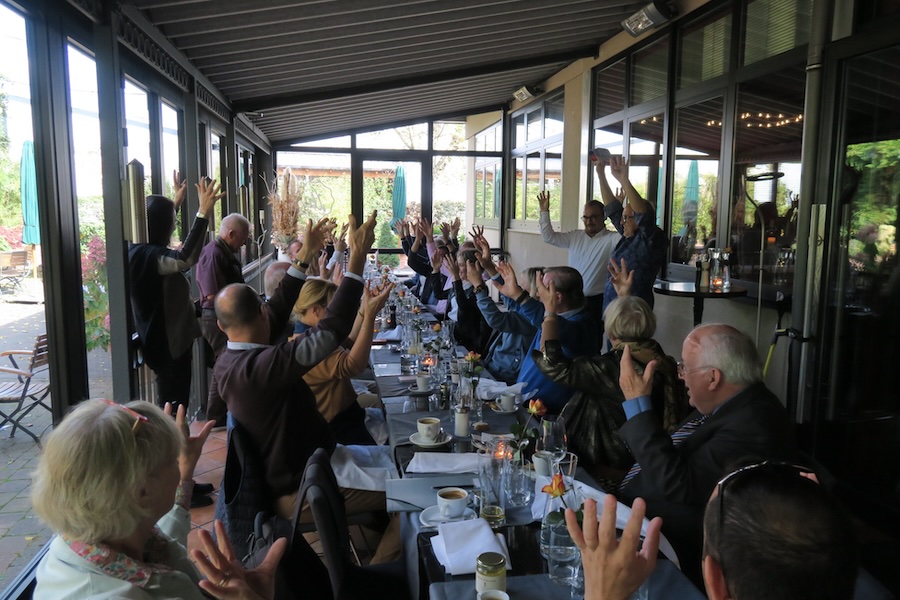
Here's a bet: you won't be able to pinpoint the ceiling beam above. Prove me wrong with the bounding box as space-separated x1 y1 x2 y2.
232 48 592 113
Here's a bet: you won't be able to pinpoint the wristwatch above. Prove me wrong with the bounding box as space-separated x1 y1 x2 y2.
196 211 206 220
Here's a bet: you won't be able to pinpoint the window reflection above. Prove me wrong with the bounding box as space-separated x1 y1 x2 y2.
671 98 723 264
592 123 624 211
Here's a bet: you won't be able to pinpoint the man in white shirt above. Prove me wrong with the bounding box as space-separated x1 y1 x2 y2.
538 190 620 324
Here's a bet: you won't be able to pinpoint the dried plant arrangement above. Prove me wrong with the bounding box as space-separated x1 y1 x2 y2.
265 168 302 250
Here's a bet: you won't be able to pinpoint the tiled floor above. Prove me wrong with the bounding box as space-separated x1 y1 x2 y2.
185 424 227 555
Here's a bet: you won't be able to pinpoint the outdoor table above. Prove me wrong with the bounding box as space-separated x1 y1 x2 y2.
653 280 748 326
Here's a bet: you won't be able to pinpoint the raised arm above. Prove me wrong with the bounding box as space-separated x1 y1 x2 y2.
158 178 224 274
339 282 393 377
609 156 652 214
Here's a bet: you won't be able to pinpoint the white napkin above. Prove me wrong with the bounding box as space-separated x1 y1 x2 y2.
330 445 398 492
406 452 485 474
475 380 526 401
431 518 512 575
530 476 680 568
375 328 402 341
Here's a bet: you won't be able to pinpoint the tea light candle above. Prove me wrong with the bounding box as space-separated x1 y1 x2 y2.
711 276 724 290
422 354 436 368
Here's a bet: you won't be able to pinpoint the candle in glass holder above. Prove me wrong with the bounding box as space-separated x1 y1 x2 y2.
421 353 436 369
711 276 724 291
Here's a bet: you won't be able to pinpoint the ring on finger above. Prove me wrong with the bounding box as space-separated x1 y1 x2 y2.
217 572 231 587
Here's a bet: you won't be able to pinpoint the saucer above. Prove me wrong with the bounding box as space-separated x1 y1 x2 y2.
407 384 434 396
490 403 518 415
419 505 477 527
409 432 452 448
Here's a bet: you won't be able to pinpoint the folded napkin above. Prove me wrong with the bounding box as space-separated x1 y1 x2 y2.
375 328 402 341
330 445 398 492
530 476 680 568
431 518 512 575
406 452 485 474
475 380 525 401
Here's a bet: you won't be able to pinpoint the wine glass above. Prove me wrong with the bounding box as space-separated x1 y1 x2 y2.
537 415 567 463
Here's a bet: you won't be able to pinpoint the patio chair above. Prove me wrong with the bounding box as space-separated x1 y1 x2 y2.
303 448 408 600
0 333 51 444
0 250 30 295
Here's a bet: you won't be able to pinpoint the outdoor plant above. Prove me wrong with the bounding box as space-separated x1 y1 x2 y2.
81 234 110 352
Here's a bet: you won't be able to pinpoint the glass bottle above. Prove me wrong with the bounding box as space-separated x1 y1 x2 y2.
475 552 506 593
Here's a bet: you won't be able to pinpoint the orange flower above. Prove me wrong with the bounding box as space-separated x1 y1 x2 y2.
412 306 422 314
432 323 442 332
541 473 566 498
528 399 547 417
464 351 481 363
398 289 407 297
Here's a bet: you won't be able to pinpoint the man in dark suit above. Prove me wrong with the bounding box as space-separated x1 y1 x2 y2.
616 323 797 581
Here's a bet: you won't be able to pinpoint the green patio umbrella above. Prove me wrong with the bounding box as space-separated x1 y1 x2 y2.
679 159 699 236
390 165 406 227
20 140 40 245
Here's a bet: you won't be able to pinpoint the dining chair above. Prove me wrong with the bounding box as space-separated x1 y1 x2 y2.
0 333 51 444
303 448 409 600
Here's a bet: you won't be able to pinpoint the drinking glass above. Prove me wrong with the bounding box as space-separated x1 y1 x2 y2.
538 415 567 462
477 450 506 527
548 520 580 585
504 458 533 507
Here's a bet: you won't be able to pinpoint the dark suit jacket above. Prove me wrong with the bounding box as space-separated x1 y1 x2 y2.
618 381 797 579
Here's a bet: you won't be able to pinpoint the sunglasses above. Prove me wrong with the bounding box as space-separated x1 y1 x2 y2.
102 399 149 433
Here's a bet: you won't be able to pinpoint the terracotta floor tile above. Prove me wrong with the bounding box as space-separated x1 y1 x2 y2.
190 497 218 528
203 446 227 462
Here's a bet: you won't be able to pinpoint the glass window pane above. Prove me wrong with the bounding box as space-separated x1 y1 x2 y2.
357 123 428 150
485 164 498 220
730 64 806 283
670 98 723 264
514 157 525 219
291 134 351 148
592 123 624 205
433 121 467 151
631 36 669 105
276 151 353 228
545 145 562 222
513 114 526 148
595 59 626 118
629 113 665 214
743 0 813 66
161 103 181 200
475 167 484 220
679 8 732 88
544 93 565 138
525 152 542 220
124 79 152 195
361 161 421 263
526 108 542 143
433 155 467 237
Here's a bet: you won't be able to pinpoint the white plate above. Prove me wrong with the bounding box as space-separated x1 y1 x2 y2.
407 384 434 395
489 403 518 415
409 431 452 448
419 505 477 527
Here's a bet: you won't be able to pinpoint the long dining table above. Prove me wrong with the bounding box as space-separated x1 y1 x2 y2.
367 339 706 600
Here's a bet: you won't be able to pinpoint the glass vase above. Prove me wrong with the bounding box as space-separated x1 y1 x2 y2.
539 463 580 558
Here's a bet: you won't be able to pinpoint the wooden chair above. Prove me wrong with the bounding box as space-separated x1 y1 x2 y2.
0 333 51 444
0 250 31 295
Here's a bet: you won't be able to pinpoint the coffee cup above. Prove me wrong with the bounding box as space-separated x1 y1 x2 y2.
416 372 430 392
477 591 509 600
499 392 516 412
417 417 441 442
532 450 554 477
436 487 469 519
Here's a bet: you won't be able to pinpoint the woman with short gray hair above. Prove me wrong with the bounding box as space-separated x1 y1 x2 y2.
31 400 282 599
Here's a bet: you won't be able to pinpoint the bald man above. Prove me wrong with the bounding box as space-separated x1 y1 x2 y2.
197 212 251 424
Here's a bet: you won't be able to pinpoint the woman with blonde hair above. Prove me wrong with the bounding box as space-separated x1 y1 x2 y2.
31 400 283 599
294 278 393 445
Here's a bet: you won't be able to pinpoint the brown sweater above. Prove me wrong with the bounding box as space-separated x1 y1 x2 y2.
211 271 362 497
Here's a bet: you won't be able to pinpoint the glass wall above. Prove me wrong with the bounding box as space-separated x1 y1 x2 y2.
511 91 564 224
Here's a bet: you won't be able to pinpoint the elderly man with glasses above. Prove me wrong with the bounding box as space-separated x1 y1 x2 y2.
613 323 798 583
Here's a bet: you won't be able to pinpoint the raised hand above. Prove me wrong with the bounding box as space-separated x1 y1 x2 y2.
536 272 559 315
565 496 660 600
193 521 286 600
492 260 523 299
465 259 483 289
450 216 461 239
172 170 187 211
537 190 551 212
363 280 394 316
609 156 630 184
347 211 378 275
440 222 451 243
164 402 215 483
608 258 633 298
297 218 330 265
196 178 226 217
442 254 460 281
619 344 656 400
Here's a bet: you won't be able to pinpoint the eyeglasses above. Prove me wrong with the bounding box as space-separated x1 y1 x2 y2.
581 214 602 221
102 399 149 433
712 461 812 568
676 361 712 376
